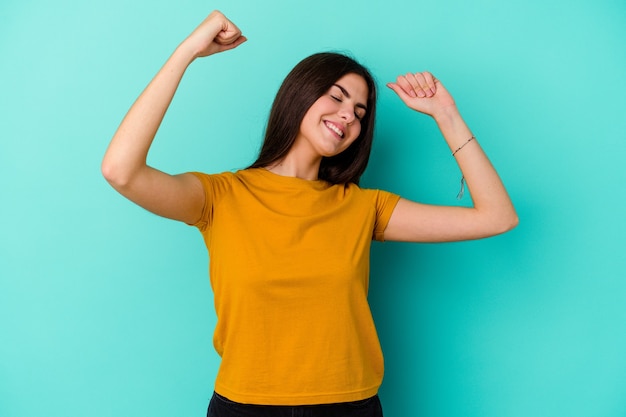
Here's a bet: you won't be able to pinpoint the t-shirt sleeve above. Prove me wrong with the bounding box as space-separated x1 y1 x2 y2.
369 189 401 242
188 171 233 232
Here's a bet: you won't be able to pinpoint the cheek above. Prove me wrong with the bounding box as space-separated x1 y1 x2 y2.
350 124 362 141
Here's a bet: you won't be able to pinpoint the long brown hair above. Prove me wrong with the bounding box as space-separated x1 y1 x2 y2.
248 52 377 185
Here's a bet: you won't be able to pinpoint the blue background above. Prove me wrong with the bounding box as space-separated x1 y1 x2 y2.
1 0 625 416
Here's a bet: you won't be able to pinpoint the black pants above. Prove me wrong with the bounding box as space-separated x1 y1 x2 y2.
207 392 384 417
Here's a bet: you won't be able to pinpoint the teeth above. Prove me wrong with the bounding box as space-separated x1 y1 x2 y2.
326 122 344 137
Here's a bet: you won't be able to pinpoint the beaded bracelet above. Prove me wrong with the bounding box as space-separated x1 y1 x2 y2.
452 135 476 156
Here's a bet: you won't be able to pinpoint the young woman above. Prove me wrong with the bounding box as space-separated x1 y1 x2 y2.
102 10 517 417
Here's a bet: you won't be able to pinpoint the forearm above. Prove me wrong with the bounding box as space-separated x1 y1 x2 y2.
384 71 517 241
435 106 518 229
102 44 197 187
102 7 247 188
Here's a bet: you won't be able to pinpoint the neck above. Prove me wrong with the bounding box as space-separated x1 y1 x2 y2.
265 153 322 181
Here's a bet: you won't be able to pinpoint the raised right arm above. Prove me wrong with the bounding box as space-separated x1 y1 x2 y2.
101 11 246 224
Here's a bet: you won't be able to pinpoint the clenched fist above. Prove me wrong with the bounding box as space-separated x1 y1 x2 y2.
182 10 247 58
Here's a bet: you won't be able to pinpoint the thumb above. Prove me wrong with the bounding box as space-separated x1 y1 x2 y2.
217 35 247 52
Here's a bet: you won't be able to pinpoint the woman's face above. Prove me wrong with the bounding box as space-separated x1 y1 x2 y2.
294 73 369 159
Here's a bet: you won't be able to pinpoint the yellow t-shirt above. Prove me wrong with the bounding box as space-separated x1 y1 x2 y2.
191 168 400 405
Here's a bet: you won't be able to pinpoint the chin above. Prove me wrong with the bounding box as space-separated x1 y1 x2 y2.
320 149 345 158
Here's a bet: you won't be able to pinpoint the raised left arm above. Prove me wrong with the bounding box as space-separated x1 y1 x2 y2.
383 72 518 242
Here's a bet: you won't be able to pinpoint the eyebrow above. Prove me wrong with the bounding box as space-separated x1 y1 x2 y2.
333 84 368 111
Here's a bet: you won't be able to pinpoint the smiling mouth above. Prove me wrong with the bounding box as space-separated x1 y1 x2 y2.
325 121 344 138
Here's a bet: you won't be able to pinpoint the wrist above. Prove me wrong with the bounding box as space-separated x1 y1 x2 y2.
173 41 202 65
432 104 461 125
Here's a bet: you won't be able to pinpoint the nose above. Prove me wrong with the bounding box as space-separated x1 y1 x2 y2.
338 104 355 124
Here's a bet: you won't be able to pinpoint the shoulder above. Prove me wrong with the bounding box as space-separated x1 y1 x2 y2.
352 185 401 205
188 170 240 198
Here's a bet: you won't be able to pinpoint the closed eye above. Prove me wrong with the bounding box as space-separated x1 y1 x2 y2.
330 86 366 121
330 94 365 120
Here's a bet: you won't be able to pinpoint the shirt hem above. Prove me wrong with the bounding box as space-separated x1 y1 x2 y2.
214 384 380 406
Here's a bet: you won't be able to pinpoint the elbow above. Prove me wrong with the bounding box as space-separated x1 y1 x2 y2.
101 158 119 186
101 157 133 190
101 158 114 183
494 211 519 236
505 213 519 232
478 206 518 238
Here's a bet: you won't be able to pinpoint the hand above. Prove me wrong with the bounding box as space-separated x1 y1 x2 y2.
182 10 247 58
387 72 457 119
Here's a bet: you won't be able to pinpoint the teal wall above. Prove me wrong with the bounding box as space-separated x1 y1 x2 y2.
1 0 624 416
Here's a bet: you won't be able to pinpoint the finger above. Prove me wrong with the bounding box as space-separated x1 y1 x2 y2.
406 72 428 98
412 72 434 97
217 35 247 52
408 72 435 98
215 23 243 45
402 72 427 98
421 71 437 96
215 31 244 46
395 74 418 98
386 82 414 102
